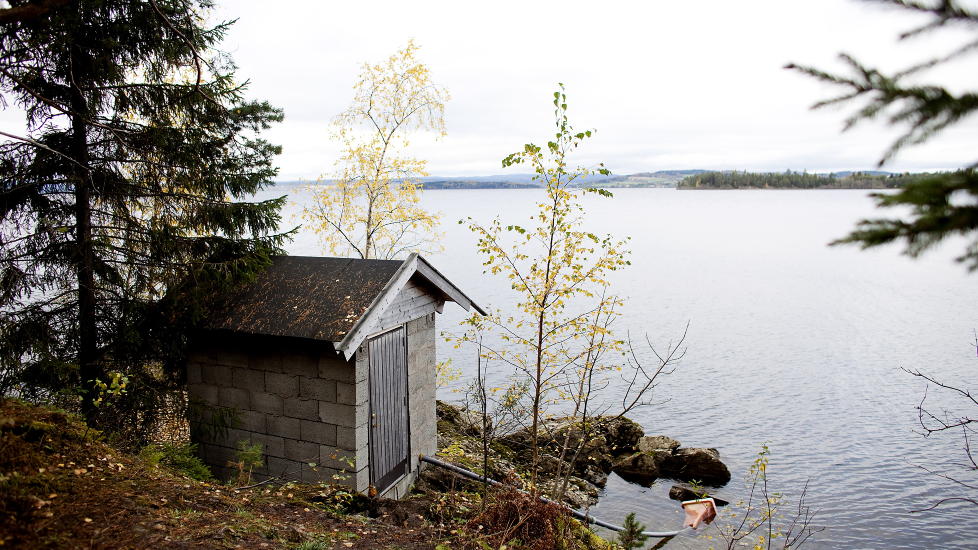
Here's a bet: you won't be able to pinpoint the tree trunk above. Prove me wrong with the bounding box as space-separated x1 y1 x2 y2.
530 189 561 491
69 38 98 421
478 339 490 506
530 307 545 491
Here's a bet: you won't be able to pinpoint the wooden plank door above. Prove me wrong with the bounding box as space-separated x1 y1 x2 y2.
367 327 410 493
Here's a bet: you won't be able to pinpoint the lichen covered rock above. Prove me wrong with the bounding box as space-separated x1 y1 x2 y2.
427 401 728 509
637 435 681 453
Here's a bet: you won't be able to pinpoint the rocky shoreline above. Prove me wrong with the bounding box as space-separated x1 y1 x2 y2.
419 401 731 508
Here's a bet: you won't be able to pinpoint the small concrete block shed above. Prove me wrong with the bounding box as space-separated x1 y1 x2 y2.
186 253 484 498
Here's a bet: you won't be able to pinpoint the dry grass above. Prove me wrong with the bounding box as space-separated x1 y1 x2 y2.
464 488 590 550
0 398 614 550
0 398 438 549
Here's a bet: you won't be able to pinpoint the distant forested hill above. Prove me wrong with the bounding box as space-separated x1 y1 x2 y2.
415 170 706 189
275 172 693 189
414 180 537 189
676 171 944 190
273 170 943 191
593 170 707 187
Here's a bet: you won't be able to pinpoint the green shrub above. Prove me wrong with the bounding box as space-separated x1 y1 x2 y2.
616 512 648 550
230 439 264 485
140 442 213 481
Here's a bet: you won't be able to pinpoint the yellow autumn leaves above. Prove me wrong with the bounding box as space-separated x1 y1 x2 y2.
303 40 447 259
455 86 630 485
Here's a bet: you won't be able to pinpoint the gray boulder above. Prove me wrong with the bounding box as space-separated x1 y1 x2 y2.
611 450 670 486
502 419 616 475
599 417 645 455
536 453 564 476
582 464 609 488
436 400 487 437
503 415 644 462
662 447 731 485
612 447 731 486
539 476 601 508
668 484 730 506
668 484 706 502
637 435 681 453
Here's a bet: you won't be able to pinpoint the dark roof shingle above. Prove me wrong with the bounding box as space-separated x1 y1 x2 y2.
205 256 402 342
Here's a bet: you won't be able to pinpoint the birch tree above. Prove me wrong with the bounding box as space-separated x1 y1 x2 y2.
460 85 630 490
303 40 447 260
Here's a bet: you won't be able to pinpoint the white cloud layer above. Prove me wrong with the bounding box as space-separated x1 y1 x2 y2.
5 1 978 179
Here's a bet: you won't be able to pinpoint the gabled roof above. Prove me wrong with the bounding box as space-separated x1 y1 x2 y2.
204 253 485 358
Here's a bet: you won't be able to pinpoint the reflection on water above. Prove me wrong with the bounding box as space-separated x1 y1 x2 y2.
267 186 978 549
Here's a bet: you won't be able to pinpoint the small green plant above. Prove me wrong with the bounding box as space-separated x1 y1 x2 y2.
617 512 648 550
319 449 356 483
313 487 364 516
90 371 128 407
230 439 264 485
295 540 331 550
710 445 821 549
139 442 213 481
169 508 203 520
687 479 709 499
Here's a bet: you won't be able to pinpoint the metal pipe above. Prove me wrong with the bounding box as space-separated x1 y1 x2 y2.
419 454 689 538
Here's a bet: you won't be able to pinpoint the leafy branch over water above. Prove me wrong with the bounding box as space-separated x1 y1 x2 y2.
788 0 978 270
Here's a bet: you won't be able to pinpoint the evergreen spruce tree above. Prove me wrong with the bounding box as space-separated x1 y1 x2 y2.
0 0 288 432
616 512 648 550
788 0 978 270
791 1 978 514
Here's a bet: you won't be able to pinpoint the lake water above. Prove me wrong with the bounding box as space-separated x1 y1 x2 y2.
267 186 978 549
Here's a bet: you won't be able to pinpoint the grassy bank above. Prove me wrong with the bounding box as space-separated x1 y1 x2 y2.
0 398 618 550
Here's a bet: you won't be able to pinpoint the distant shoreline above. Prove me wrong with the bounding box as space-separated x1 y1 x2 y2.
273 182 898 191
272 169 948 191
674 185 895 190
675 170 948 190
271 181 677 190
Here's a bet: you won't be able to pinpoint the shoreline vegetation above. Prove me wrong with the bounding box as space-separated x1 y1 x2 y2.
675 170 951 190
275 169 955 190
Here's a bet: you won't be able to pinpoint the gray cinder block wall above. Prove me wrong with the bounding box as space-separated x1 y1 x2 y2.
187 334 369 489
186 312 437 496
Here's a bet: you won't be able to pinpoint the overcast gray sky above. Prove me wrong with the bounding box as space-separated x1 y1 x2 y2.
211 0 978 180
10 0 978 180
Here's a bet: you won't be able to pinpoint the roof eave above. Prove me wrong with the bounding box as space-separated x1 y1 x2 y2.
332 253 487 359
414 255 487 315
333 254 420 359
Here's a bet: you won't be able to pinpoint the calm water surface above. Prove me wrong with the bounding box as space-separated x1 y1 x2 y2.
269 187 978 549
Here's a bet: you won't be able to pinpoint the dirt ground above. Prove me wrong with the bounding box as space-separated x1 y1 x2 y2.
0 398 448 549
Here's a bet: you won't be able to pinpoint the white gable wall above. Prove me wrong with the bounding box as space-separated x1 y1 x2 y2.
373 277 445 332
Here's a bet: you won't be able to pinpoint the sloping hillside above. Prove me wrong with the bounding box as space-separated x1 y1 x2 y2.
0 399 619 550
0 398 437 549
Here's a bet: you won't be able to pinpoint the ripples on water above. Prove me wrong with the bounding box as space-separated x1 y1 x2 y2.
271 187 978 549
